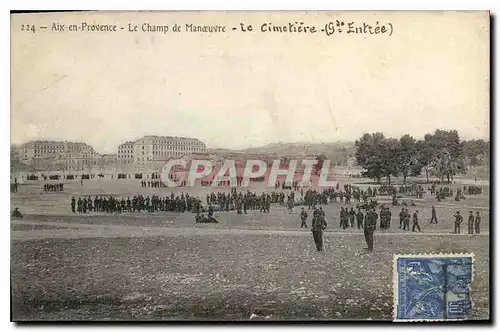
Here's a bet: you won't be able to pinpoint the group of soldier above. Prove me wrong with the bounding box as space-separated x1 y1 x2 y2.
44 183 64 192
70 193 203 214
453 210 482 234
140 180 166 188
397 208 421 232
299 205 377 252
431 184 483 202
338 207 358 229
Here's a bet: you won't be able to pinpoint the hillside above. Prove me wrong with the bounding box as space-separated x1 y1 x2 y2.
208 142 356 165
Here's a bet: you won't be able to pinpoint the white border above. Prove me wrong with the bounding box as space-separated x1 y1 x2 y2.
3 1 497 331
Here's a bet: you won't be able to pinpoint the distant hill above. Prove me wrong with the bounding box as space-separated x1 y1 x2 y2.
208 142 356 165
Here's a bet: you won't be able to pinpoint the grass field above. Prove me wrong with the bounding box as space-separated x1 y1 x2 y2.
10 179 490 321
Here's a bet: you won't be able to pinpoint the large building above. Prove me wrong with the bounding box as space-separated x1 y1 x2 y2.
117 135 207 174
18 140 99 172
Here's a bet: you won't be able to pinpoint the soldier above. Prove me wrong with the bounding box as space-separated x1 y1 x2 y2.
11 207 23 219
356 208 364 230
349 207 356 228
403 208 410 231
77 197 82 213
468 211 474 234
208 204 214 219
454 211 463 234
364 208 377 252
412 210 421 232
340 207 347 229
379 206 386 229
82 197 88 214
71 196 76 213
386 207 391 229
127 197 132 212
475 211 481 234
399 207 405 228
300 208 308 228
430 206 438 224
311 210 327 252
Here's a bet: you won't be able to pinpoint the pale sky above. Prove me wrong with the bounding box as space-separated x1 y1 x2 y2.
11 11 490 154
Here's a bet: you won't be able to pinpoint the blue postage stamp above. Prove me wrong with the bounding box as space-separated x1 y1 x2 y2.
393 254 474 321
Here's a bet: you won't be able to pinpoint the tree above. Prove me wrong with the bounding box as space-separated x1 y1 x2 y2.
462 139 490 166
381 137 400 184
415 135 436 183
427 129 465 183
355 133 387 183
396 134 416 184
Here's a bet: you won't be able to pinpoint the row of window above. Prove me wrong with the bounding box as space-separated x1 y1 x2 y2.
33 154 92 158
118 144 205 152
32 145 64 149
150 140 202 145
117 147 204 158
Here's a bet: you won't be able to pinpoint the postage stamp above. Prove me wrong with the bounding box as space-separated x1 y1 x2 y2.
393 254 474 322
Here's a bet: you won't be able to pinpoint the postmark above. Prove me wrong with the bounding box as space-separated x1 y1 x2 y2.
393 253 474 321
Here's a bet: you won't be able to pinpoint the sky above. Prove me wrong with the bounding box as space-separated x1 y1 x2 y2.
11 11 490 154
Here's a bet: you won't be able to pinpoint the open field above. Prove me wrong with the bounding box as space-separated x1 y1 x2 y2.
11 179 490 321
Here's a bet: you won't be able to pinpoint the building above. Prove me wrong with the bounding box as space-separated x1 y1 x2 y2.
18 140 98 172
117 135 207 174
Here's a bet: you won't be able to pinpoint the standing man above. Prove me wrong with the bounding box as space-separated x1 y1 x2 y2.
70 196 76 213
454 211 463 234
468 211 475 234
349 207 356 228
412 210 422 232
403 208 411 231
300 207 308 228
339 207 346 229
475 211 481 234
356 208 364 230
364 208 377 252
399 207 405 229
208 204 214 220
311 210 327 252
430 206 438 224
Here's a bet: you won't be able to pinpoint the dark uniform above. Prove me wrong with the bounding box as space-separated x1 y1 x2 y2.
402 209 410 231
364 209 377 252
300 208 308 228
454 211 463 234
71 197 76 213
399 208 405 228
356 209 364 229
430 206 438 224
475 212 481 234
311 212 327 252
12 208 23 219
349 208 356 228
412 211 421 232
468 211 474 234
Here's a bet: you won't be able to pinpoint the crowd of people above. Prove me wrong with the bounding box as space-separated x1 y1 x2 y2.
431 184 483 202
140 180 166 188
70 193 203 214
452 210 482 234
44 183 64 192
64 179 487 252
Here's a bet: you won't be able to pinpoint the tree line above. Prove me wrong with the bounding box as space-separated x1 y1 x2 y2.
354 129 489 184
